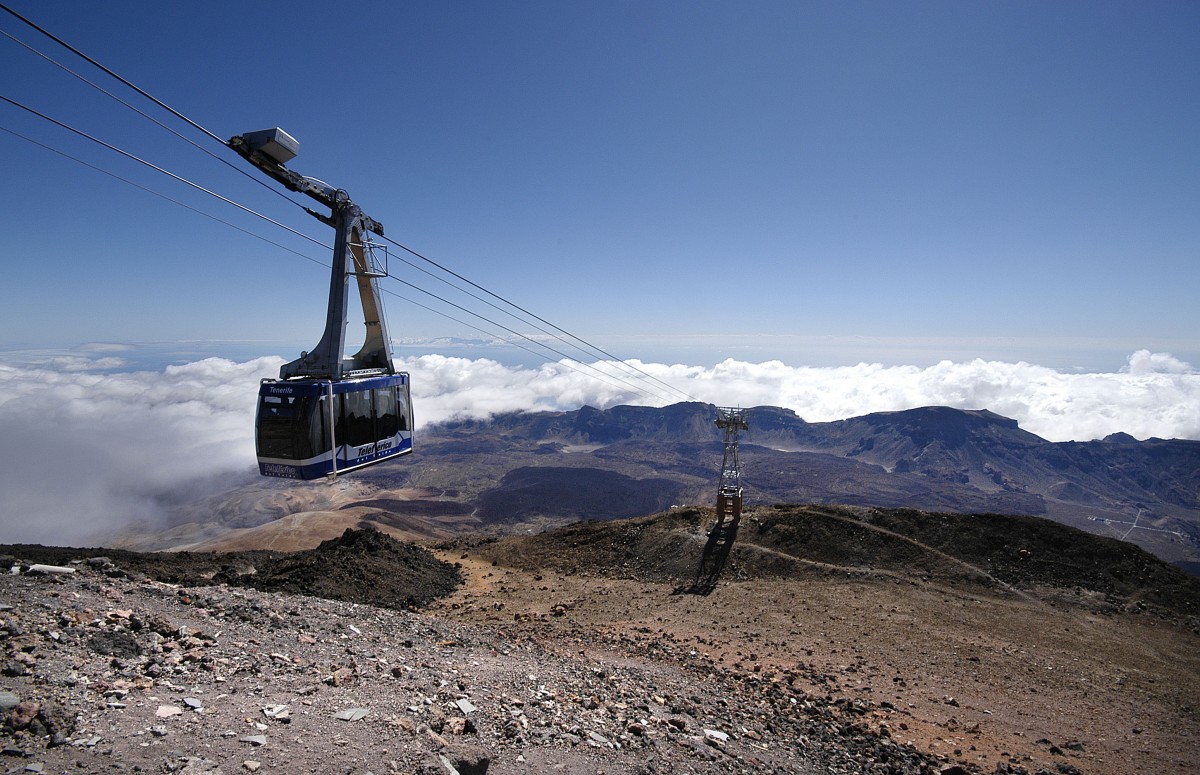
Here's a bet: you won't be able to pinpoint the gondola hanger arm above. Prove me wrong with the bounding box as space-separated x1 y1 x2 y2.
228 128 383 236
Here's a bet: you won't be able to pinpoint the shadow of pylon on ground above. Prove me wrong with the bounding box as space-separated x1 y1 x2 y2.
674 524 738 596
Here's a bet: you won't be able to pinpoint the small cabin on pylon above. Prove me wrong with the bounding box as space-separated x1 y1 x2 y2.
714 485 743 536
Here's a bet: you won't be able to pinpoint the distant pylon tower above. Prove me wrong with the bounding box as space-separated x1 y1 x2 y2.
688 407 749 593
715 406 749 530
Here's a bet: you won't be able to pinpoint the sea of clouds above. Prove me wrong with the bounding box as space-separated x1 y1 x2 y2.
1 349 1197 545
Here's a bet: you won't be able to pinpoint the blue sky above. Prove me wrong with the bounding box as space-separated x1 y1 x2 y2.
2 0 1197 371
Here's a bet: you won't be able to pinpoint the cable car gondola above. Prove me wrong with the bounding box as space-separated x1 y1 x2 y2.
255 373 412 479
231 128 414 480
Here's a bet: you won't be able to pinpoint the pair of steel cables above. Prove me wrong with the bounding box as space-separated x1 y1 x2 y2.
0 3 697 407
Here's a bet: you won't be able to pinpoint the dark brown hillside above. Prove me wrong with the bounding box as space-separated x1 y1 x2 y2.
447 504 1200 617
855 508 1199 609
0 528 461 610
450 507 711 582
475 466 686 523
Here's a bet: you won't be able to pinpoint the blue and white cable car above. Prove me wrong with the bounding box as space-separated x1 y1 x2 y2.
232 128 414 480
255 374 412 479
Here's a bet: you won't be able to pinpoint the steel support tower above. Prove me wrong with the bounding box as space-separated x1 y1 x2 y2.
691 407 749 592
715 406 749 527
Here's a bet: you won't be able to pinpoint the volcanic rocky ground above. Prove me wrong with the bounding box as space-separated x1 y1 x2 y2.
1 505 1198 775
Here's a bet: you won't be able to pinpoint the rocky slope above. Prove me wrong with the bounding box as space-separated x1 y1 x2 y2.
0 530 940 775
4 507 1199 774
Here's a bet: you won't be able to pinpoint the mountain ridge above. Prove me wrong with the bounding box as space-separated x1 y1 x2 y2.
417 402 1200 568
113 402 1200 572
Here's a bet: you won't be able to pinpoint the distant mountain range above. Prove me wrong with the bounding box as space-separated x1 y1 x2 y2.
126 402 1200 574
402 403 1200 571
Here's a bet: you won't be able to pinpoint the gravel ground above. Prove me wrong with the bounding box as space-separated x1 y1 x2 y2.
0 558 943 775
3 510 1196 775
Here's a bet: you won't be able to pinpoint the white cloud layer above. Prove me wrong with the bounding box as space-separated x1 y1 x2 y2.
408 350 1200 443
1 349 1197 545
0 356 275 545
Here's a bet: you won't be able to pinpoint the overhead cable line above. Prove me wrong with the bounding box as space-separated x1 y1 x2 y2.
380 233 698 403
0 24 307 211
0 93 326 251
376 283 670 398
379 270 679 403
375 239 691 402
0 110 669 402
0 122 320 265
0 2 225 146
2 3 694 403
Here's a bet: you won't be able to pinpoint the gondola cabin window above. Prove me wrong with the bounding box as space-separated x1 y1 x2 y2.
337 390 374 449
375 386 400 438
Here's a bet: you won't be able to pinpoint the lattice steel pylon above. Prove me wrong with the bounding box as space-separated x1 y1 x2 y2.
716 406 749 514
690 407 749 592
